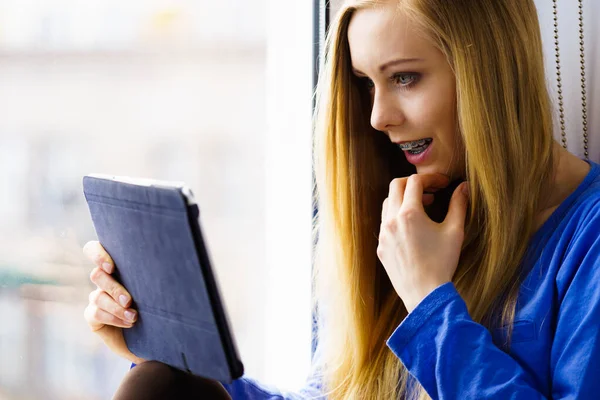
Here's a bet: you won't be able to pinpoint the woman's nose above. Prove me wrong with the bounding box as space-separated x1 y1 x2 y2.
370 92 404 133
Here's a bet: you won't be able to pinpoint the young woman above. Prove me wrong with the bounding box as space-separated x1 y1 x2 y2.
83 0 600 398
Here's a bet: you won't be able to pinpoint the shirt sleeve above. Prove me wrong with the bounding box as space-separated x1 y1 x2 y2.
386 209 600 399
223 327 326 400
222 369 324 400
551 205 600 398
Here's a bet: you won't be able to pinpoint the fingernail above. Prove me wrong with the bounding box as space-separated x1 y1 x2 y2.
462 182 470 197
124 310 136 321
102 262 113 273
119 295 129 307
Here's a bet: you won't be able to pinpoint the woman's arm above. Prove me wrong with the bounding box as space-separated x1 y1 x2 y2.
222 370 324 400
224 316 326 399
386 209 600 399
388 283 546 399
223 332 325 400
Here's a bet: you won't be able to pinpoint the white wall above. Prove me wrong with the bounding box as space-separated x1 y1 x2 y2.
535 0 600 163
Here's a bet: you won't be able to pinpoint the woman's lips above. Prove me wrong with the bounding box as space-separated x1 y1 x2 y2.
402 139 433 165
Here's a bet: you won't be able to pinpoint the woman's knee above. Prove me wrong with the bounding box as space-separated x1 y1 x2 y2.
112 361 231 400
135 360 177 376
112 361 179 400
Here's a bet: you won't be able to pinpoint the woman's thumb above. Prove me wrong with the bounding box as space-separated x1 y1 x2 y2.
444 181 469 228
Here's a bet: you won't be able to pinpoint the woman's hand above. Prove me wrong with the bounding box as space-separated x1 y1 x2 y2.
377 173 469 313
83 241 146 365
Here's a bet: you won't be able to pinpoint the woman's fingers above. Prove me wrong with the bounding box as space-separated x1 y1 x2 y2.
83 240 114 274
422 193 435 206
83 241 114 274
382 193 434 222
89 288 137 323
387 174 450 216
402 174 450 211
443 182 470 231
90 267 132 308
381 198 389 221
85 242 137 327
84 304 134 330
82 242 146 365
387 179 407 218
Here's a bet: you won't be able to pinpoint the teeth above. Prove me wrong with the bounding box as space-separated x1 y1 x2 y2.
398 138 432 151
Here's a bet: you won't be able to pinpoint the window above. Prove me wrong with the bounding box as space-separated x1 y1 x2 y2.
0 1 315 398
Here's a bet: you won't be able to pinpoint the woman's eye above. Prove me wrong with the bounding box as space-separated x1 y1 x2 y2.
392 73 418 86
360 73 418 92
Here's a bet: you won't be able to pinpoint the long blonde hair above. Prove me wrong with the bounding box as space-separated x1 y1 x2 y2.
312 0 555 398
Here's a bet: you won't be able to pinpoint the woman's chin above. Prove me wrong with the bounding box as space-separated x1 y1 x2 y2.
415 165 449 179
416 163 464 181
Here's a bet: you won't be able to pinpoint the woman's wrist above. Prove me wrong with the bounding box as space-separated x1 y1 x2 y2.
402 280 450 313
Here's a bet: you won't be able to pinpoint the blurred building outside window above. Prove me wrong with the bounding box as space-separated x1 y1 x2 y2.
0 1 314 399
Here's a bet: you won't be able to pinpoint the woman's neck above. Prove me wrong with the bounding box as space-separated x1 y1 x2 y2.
534 142 590 231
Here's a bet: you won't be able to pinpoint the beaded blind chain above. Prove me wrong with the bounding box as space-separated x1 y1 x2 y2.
552 0 589 160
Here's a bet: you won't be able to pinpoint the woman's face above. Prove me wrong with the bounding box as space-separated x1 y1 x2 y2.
348 4 465 179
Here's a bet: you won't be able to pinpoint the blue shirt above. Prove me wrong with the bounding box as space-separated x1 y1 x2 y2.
228 160 600 399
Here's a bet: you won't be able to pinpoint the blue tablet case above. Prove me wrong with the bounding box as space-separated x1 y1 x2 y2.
82 175 244 383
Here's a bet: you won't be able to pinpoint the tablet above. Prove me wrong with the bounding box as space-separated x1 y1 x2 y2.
82 174 244 383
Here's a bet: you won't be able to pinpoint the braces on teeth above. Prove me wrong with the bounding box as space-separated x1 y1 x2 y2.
397 138 432 151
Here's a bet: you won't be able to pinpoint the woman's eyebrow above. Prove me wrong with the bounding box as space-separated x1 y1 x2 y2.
352 58 424 76
380 58 423 71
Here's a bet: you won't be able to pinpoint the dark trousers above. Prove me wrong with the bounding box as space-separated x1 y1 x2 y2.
112 361 233 400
